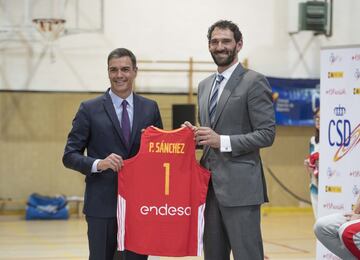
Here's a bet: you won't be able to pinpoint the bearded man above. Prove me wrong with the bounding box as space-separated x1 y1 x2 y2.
185 20 275 260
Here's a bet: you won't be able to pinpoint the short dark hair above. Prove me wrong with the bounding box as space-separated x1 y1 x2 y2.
207 20 243 43
107 48 137 68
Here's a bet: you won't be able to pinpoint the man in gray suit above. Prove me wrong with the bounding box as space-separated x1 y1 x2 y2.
185 20 275 260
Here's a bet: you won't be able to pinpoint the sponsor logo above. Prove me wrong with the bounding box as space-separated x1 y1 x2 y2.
326 167 340 179
352 54 360 61
323 202 344 210
349 170 360 177
325 88 346 96
354 88 360 95
355 69 360 80
140 204 191 216
333 123 360 161
325 185 342 193
328 118 351 147
353 185 360 197
328 105 353 150
329 53 342 64
328 71 344 78
333 105 346 116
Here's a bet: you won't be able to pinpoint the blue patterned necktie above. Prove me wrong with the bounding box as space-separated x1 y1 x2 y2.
121 100 131 145
209 74 224 126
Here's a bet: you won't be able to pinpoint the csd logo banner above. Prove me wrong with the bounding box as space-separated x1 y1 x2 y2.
318 44 360 260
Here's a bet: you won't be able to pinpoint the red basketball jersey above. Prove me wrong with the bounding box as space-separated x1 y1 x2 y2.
117 126 210 256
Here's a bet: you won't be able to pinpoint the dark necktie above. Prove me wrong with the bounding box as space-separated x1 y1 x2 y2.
121 100 131 145
209 74 224 126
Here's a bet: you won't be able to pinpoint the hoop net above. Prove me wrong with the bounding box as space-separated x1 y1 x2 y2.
32 18 66 42
32 18 66 62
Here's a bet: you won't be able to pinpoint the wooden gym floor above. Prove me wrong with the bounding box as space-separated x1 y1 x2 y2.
0 210 316 260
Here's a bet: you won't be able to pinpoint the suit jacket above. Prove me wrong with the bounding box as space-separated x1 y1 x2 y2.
63 90 163 217
198 63 275 207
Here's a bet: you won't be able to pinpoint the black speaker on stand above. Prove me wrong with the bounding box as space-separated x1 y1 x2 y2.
172 104 196 129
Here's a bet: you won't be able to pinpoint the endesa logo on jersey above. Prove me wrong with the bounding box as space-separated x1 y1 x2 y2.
323 202 344 210
325 88 346 96
328 71 344 78
325 185 342 193
140 204 191 216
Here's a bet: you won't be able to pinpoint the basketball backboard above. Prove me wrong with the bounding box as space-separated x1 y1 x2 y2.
0 0 104 42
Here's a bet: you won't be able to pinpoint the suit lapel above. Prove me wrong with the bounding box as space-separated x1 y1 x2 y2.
202 64 246 158
129 93 141 150
212 63 247 128
102 91 128 148
200 75 216 157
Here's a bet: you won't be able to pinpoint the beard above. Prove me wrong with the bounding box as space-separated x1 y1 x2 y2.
210 47 237 67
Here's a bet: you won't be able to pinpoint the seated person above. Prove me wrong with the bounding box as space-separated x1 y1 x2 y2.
339 216 360 258
314 195 360 259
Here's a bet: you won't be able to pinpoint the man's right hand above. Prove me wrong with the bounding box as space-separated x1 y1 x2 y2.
97 153 124 172
182 121 198 142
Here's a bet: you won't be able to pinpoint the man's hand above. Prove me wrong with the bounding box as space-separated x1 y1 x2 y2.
97 153 124 172
182 121 198 142
195 126 220 148
182 121 197 131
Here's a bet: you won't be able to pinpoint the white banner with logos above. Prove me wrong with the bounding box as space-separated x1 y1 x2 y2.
317 46 360 259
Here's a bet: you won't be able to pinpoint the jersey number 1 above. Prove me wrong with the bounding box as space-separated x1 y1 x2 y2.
163 162 170 195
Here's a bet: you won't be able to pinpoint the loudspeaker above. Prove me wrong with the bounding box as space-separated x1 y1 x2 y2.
172 104 196 129
299 1 328 32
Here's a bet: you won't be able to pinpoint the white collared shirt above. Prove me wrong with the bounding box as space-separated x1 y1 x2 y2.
210 61 239 103
109 89 134 129
92 89 134 173
211 62 240 153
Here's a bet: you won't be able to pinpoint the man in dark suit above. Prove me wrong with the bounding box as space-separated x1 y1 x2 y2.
185 20 275 260
63 48 162 260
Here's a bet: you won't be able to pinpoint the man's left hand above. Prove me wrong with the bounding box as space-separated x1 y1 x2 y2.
195 127 220 148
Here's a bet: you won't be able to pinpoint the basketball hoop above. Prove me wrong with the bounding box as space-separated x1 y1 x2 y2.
32 18 66 62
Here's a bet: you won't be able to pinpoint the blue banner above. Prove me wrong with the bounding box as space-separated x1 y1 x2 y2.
267 77 320 126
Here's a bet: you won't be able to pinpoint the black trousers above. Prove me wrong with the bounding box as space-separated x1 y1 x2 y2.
86 216 148 260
